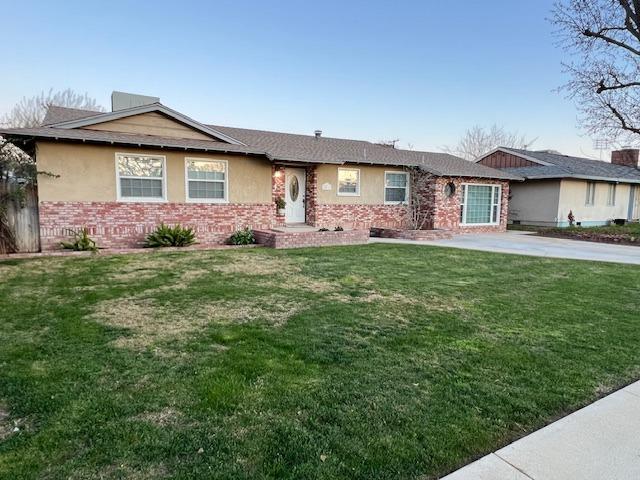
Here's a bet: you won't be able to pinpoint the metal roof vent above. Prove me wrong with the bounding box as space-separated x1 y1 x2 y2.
111 91 160 111
314 130 322 139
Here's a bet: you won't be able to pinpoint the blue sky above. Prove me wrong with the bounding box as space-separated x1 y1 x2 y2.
1 0 601 157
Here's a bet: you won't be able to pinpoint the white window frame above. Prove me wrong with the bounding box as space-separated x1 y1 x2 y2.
606 183 616 206
337 167 361 196
460 183 502 226
115 153 167 202
384 171 410 204
586 181 596 206
184 158 229 204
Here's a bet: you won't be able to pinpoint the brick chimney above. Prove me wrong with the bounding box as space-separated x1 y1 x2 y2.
611 148 640 168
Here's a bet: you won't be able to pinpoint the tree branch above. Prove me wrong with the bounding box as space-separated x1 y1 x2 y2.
605 101 640 134
583 27 640 56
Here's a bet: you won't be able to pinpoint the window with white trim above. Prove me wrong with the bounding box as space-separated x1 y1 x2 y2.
460 184 501 225
384 171 409 203
606 183 616 206
585 181 596 206
116 153 165 201
337 168 360 196
186 158 227 202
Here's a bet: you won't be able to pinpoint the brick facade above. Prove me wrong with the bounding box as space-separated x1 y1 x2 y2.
253 228 370 249
38 170 510 250
272 165 285 226
39 201 275 250
428 177 509 233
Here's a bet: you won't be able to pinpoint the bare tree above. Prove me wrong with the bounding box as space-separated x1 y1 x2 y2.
444 124 535 161
551 0 640 142
1 88 105 128
404 167 436 230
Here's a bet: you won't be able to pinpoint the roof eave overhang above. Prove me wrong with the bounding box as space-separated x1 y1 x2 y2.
522 173 640 184
1 132 267 158
46 103 247 146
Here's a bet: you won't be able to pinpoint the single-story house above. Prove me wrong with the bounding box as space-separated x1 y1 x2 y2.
0 92 520 250
477 147 640 227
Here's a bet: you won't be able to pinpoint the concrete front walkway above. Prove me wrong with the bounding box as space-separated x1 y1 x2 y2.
370 231 640 265
441 381 640 479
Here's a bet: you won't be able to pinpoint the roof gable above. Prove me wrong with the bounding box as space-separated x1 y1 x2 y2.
47 103 245 145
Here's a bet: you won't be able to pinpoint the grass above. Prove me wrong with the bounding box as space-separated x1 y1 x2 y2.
0 244 639 479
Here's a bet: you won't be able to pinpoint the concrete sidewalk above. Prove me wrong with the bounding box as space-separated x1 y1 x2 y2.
441 381 640 480
370 231 640 265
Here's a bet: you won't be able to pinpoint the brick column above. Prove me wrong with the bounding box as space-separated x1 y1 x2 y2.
272 165 285 226
305 165 318 226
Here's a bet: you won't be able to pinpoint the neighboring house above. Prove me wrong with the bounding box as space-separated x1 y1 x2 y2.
0 92 519 250
477 147 640 227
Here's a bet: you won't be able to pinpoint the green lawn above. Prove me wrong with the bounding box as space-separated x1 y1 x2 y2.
1 244 639 479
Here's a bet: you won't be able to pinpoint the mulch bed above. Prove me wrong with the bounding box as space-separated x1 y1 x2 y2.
537 231 640 247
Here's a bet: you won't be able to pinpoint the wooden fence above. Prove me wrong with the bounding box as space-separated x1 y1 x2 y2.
0 182 40 253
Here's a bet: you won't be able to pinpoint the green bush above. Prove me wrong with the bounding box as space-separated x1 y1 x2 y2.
318 227 330 232
229 227 255 245
144 223 196 248
334 226 344 231
60 227 99 252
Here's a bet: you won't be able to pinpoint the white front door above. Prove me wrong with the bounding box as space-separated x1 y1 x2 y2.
285 168 306 223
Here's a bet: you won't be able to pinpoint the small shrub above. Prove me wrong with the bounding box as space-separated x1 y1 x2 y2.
229 227 255 245
275 196 286 209
334 226 344 231
144 223 196 248
60 227 99 252
318 227 330 232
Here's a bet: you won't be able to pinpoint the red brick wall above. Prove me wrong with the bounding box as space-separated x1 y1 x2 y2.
311 203 408 230
253 228 369 249
611 149 640 169
272 166 285 226
39 201 275 250
429 177 509 233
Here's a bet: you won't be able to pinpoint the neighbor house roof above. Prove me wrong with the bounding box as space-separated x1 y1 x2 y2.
1 105 521 180
480 147 640 184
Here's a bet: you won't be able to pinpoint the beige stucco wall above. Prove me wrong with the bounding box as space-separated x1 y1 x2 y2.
36 142 272 204
508 180 561 226
315 164 405 205
84 112 214 140
558 179 632 225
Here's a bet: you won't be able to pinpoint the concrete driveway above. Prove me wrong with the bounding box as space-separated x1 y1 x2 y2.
371 231 640 265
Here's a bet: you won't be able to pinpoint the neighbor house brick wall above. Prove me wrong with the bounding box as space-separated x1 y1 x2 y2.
39 201 275 250
611 149 640 169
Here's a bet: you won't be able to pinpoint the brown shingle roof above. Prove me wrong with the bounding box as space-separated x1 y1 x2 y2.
42 106 103 125
0 127 265 156
3 105 521 180
210 125 521 179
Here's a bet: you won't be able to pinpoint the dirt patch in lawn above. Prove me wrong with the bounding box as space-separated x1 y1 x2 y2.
75 463 169 480
0 404 12 441
131 408 185 428
93 293 304 350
